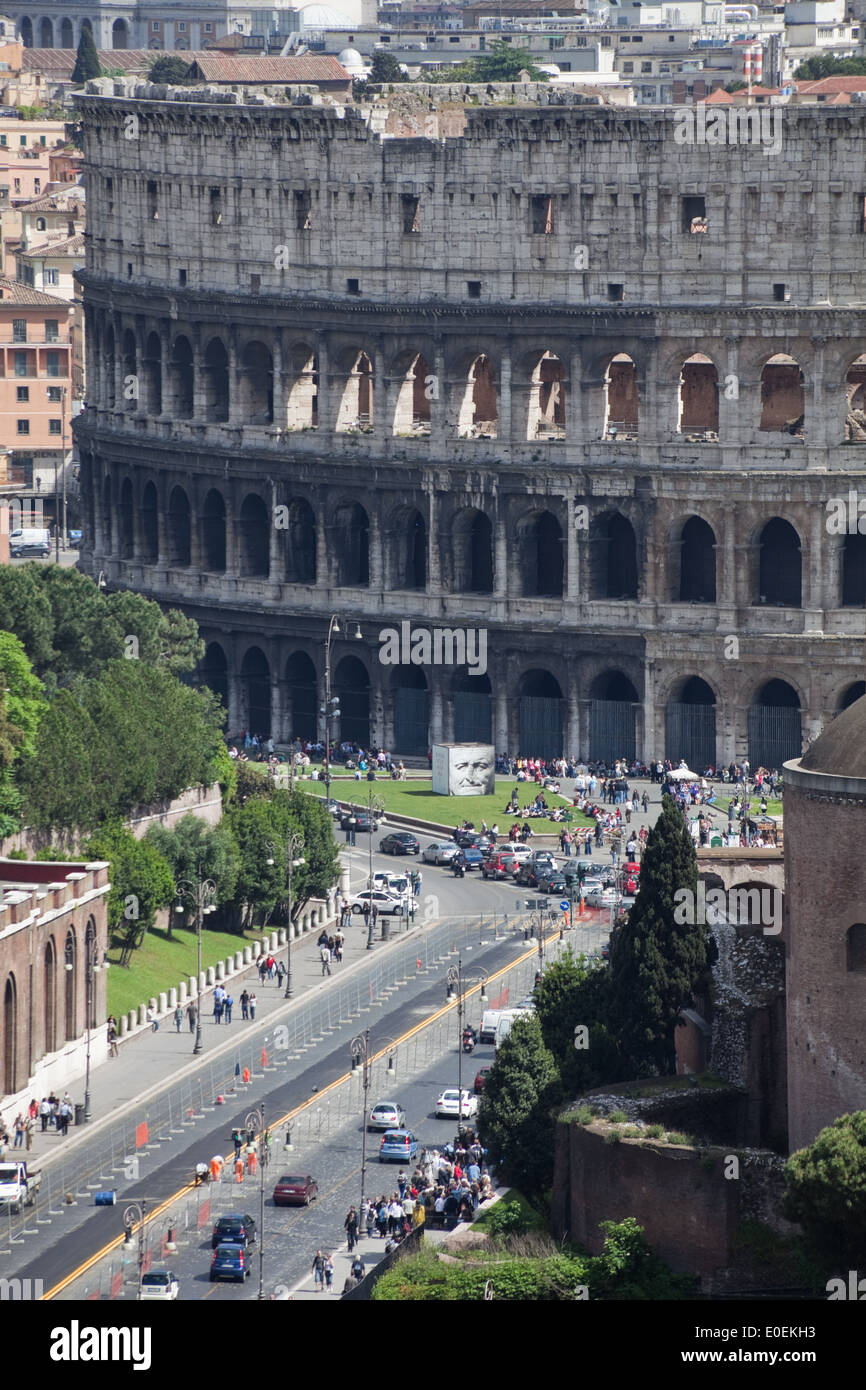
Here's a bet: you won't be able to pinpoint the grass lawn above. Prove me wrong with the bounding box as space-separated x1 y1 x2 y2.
712 797 783 818
303 775 595 833
471 1188 544 1234
107 924 261 1017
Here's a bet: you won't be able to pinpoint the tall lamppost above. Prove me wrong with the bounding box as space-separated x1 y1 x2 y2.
245 1103 267 1301
350 1030 397 1218
173 867 217 1055
366 789 386 949
123 1200 148 1301
265 831 305 999
83 938 109 1123
446 958 488 1130
322 615 363 801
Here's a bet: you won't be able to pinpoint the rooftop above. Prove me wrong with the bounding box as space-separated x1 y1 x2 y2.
798 697 866 781
0 273 72 305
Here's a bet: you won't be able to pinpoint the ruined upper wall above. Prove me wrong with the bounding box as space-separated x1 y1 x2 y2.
77 81 866 309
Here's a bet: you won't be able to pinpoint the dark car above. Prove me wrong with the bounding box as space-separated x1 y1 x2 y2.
460 847 484 870
474 1065 493 1094
537 871 567 894
454 829 493 850
210 1243 250 1283
481 853 519 880
273 1174 319 1207
211 1213 257 1250
339 812 380 833
379 832 420 855
516 864 540 888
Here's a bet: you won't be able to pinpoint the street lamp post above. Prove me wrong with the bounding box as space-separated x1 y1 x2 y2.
446 957 488 1132
265 831 305 999
350 1030 397 1219
322 616 363 802
173 867 217 1054
245 1104 267 1301
366 789 386 949
123 1200 148 1301
83 941 109 1123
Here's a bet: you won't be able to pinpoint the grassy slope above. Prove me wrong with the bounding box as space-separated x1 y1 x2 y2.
303 775 595 832
107 924 260 1017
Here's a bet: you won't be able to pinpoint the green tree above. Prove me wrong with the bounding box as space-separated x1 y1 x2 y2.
478 1013 560 1195
369 50 405 83
38 567 122 685
17 688 98 832
0 632 43 757
104 591 204 675
148 56 195 85
0 564 55 673
534 948 621 1093
474 42 549 83
84 822 175 966
794 54 866 79
608 796 706 1074
145 813 240 922
72 27 102 83
228 795 292 929
782 1112 866 1272
587 1218 696 1299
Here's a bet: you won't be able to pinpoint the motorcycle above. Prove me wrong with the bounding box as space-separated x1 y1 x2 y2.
452 860 465 879
462 1028 476 1054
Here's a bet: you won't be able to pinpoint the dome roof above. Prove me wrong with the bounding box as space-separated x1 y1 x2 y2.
337 47 365 70
799 695 866 779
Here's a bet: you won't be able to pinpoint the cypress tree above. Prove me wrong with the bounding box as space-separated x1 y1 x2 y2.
608 795 706 1074
72 28 101 84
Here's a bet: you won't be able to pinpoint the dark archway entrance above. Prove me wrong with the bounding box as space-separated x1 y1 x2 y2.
748 679 801 771
393 668 429 755
334 656 370 748
589 670 638 763
453 672 492 743
285 651 317 743
679 517 716 603
241 647 271 737
518 669 563 760
665 676 716 771
199 643 229 711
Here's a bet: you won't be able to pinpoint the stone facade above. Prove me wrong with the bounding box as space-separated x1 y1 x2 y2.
74 82 866 765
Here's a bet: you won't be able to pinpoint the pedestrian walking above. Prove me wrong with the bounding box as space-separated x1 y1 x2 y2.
39 1098 49 1132
344 1205 359 1251
320 945 332 977
311 1249 326 1291
174 1005 183 1033
240 989 250 1021
333 930 344 963
213 998 223 1025
187 1003 197 1035
276 962 286 987
362 1198 374 1238
147 1005 159 1032
224 994 234 1023
324 1254 334 1292
13 1114 24 1148
24 1116 33 1152
249 992 257 1020
414 871 422 897
108 1017 119 1057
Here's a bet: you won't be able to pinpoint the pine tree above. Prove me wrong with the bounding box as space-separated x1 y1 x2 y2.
478 1014 560 1195
608 795 705 1074
71 28 101 84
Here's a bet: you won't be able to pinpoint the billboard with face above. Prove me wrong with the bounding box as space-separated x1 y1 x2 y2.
431 743 495 796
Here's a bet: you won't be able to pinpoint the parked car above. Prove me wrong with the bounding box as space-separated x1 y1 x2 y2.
67 529 83 547
515 864 541 888
379 832 420 855
210 1243 250 1283
454 829 493 850
435 1088 479 1119
339 811 380 833
272 1174 319 1207
423 841 459 865
537 871 567 894
473 1065 493 1094
351 890 404 916
367 1101 406 1132
585 887 622 909
481 853 519 880
139 1270 179 1301
211 1213 257 1250
460 847 484 871
379 1129 419 1163
507 843 533 863
529 850 556 870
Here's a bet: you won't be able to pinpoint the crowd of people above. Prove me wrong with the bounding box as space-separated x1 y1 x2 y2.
0 1093 75 1154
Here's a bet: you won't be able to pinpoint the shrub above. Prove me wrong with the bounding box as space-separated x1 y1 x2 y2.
645 1123 664 1139
623 1126 642 1138
605 1130 621 1144
485 1200 531 1240
609 1109 629 1123
573 1106 594 1125
665 1132 692 1146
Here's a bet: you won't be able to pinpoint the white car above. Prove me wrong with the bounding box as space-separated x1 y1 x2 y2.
508 844 533 863
423 841 459 865
435 1088 479 1119
139 1270 179 1301
585 887 622 909
368 1100 407 1132
351 890 404 916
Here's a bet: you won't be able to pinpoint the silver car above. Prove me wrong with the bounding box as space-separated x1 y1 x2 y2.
423 841 459 865
367 1101 407 1132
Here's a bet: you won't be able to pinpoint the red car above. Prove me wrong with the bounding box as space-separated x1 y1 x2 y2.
272 1174 319 1207
474 1065 493 1094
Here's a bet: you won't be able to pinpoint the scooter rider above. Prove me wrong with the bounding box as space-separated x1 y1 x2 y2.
452 851 466 878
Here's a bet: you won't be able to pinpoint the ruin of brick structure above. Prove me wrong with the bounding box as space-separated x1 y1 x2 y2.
74 81 866 765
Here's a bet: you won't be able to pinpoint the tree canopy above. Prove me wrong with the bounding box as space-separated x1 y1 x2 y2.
84 822 175 966
71 27 101 84
478 1013 560 1195
145 813 240 917
428 42 550 85
369 50 405 83
148 56 196 85
794 55 866 79
782 1111 866 1272
533 948 621 1094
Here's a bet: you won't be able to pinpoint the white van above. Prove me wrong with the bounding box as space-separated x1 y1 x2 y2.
480 1009 501 1043
9 527 50 557
494 1009 527 1049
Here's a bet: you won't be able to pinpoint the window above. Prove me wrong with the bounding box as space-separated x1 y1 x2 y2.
17 419 29 434
295 190 312 231
16 386 28 401
623 61 634 73
346 278 360 295
205 22 212 31
531 194 554 234
127 263 133 278
13 179 20 194
34 179 40 195
45 351 61 378
773 283 788 302
250 273 261 292
35 216 46 230
178 268 187 286
19 135 26 147
12 319 26 343
449 34 460 41
39 135 45 147
14 351 28 377
147 180 158 220
178 21 186 30
0 134 5 147
607 283 624 302
44 269 59 286
641 61 652 73
401 193 420 234
152 21 160 30
49 418 61 435
47 386 61 401
210 187 222 226
45 319 58 342
682 194 706 233
106 177 113 195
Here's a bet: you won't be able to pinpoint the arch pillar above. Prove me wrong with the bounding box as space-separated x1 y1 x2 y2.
272 331 286 429
568 351 585 444
316 338 330 433
315 506 329 588
566 497 580 600
809 338 827 448
430 681 444 744
426 484 441 595
368 510 383 593
192 329 207 419
269 479 281 580
567 683 580 756
494 503 507 598
227 331 242 425
498 351 512 445
806 506 824 614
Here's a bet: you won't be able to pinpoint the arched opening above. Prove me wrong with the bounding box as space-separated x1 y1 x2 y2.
44 939 56 1054
141 331 162 416
452 508 493 594
140 480 159 561
333 503 369 587
334 655 370 747
201 489 226 572
758 518 801 607
518 669 563 760
759 355 804 434
458 354 497 438
238 493 269 578
240 647 271 736
286 347 318 430
283 498 316 584
64 929 76 1042
112 17 128 47
119 477 134 559
845 355 866 441
102 475 112 550
665 675 716 771
589 670 638 763
838 681 866 711
169 335 194 419
679 516 716 603
239 341 273 425
846 923 866 972
39 17 54 47
104 324 116 409
393 352 431 436
842 533 866 607
604 354 639 439
528 351 566 440
391 508 426 590
592 512 638 599
167 486 191 567
748 679 801 771
122 329 137 413
198 642 228 711
3 975 17 1094
203 337 229 423
393 667 429 755
337 351 374 433
517 510 563 598
81 18 93 36
453 671 492 743
678 353 719 437
60 17 73 47
285 651 317 742
20 17 33 46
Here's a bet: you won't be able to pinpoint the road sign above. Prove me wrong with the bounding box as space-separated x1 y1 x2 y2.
559 900 570 912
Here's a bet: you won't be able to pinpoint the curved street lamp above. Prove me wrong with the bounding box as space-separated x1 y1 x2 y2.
265 830 305 999
365 790 387 949
173 867 217 1055
445 957 488 1130
123 1199 148 1301
323 615 363 801
350 1029 397 1219
245 1103 268 1301
83 939 109 1123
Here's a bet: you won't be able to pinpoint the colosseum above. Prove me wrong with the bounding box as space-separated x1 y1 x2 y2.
73 82 866 766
